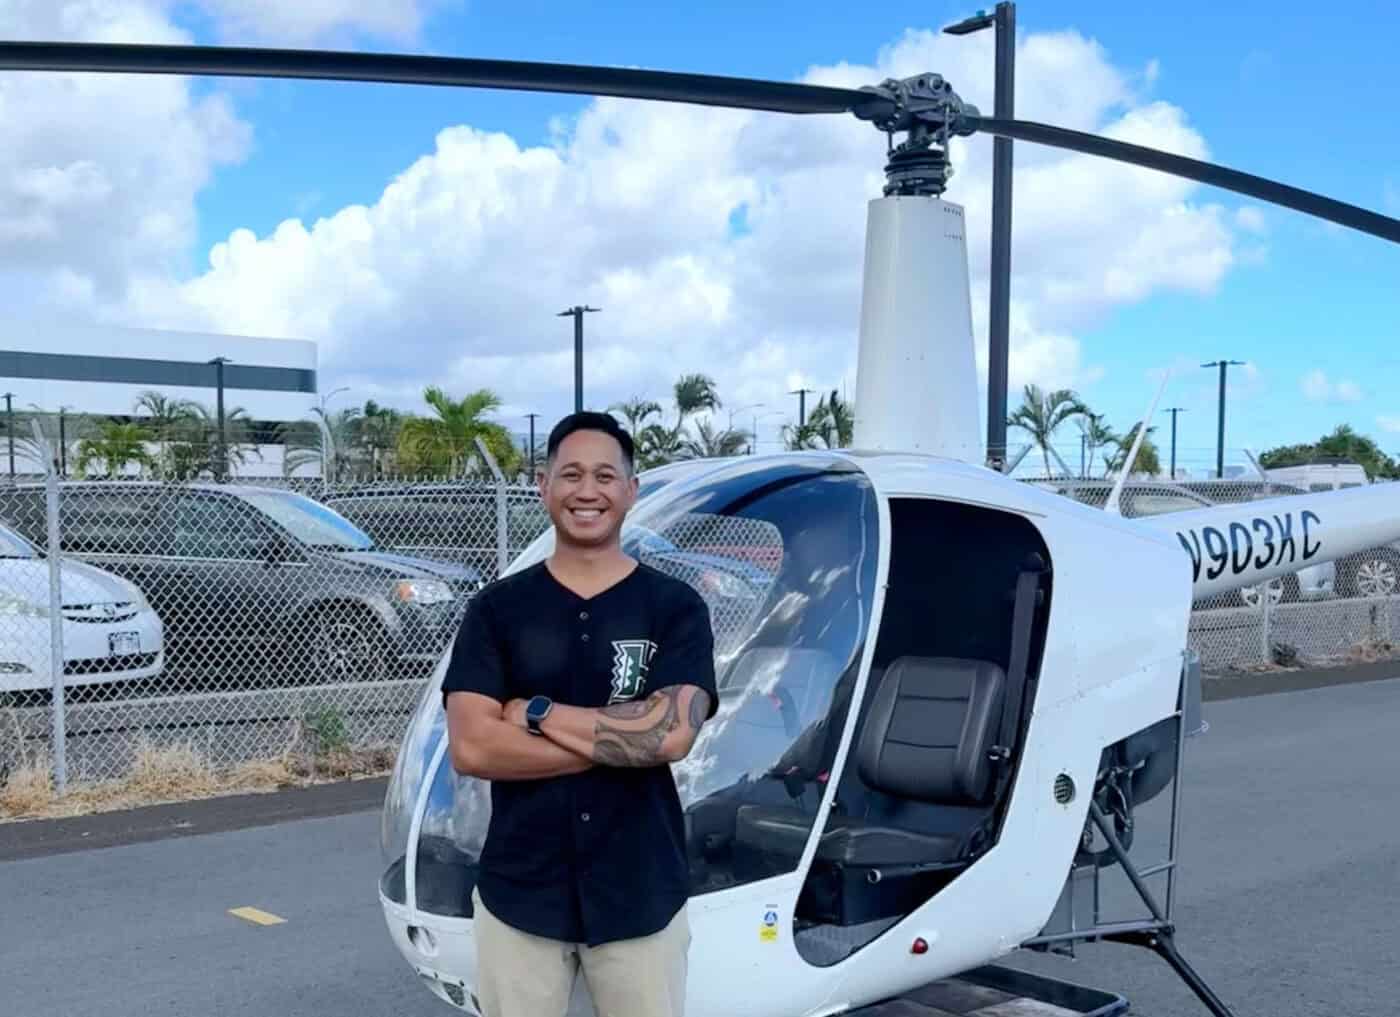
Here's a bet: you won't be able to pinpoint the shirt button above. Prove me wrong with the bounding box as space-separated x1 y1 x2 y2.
581 633 590 642
581 812 591 822
579 610 589 620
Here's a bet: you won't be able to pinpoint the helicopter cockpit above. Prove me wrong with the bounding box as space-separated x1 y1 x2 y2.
380 452 1052 970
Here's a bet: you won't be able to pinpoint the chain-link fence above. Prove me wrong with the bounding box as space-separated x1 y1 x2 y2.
2 457 1396 813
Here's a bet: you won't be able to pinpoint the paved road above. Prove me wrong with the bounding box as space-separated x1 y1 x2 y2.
3 676 1399 1017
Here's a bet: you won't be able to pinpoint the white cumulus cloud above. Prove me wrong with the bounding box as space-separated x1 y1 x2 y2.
1302 369 1363 403
1 7 1251 442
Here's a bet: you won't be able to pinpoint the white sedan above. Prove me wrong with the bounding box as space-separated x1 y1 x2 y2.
0 524 164 694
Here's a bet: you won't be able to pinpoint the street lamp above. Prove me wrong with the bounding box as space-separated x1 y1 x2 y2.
3 392 14 479
209 356 230 482
1165 407 1187 479
728 402 763 431
558 305 600 413
789 388 815 428
525 412 541 473
945 2 1016 473
1201 360 1245 479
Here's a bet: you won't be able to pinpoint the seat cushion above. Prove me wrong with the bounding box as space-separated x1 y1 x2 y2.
735 805 964 869
815 824 963 867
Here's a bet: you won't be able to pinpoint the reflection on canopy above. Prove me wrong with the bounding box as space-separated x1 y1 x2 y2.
380 454 879 915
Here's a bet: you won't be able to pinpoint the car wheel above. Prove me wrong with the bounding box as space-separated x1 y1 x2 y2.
310 604 389 684
1341 552 1400 599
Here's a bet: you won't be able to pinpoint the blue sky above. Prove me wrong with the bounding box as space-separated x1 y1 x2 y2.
59 1 1400 468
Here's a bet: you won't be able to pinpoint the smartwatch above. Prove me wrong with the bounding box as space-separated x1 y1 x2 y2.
525 695 553 735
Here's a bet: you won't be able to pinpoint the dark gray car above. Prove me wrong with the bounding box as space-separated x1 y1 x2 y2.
0 482 482 689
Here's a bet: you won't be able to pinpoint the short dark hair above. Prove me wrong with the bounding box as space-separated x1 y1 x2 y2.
546 411 635 473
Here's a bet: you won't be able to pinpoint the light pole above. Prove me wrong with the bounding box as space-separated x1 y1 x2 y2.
209 356 230 482
789 388 815 428
1165 407 1187 479
1202 361 1244 479
3 392 13 479
945 1 1016 472
558 306 600 413
58 407 68 478
525 412 541 473
728 402 763 431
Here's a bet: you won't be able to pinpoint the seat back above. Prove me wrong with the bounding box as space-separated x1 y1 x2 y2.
854 656 1006 806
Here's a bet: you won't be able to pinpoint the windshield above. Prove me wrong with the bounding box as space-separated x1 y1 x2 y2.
0 525 37 558
380 453 881 911
235 490 375 550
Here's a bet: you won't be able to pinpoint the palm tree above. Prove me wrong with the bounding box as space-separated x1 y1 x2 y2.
609 396 663 436
132 391 200 478
680 418 750 459
75 421 157 478
282 406 362 482
1076 412 1116 478
631 374 723 469
637 422 685 470
784 389 854 450
1007 384 1086 478
397 386 517 478
357 400 406 477
1105 423 1162 477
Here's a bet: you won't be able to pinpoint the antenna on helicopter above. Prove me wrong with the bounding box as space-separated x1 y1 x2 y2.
1104 370 1172 515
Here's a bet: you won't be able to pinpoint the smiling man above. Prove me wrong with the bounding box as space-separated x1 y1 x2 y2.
442 410 717 1017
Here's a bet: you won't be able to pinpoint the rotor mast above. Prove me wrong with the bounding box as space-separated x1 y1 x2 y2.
850 75 985 463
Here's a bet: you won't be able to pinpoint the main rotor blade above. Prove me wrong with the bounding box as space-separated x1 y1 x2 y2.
972 117 1400 244
0 40 891 117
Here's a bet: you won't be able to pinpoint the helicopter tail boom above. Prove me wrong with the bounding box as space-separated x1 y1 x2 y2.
1136 483 1400 600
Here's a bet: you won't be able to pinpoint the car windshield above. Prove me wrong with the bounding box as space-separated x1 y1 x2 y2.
0 525 36 558
235 490 375 550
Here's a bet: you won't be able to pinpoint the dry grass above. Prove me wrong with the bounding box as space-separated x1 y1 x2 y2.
0 738 396 823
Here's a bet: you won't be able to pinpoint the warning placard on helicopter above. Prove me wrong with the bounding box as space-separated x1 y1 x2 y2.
760 908 779 942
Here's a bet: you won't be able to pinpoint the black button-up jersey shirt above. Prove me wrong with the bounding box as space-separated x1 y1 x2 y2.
442 559 717 946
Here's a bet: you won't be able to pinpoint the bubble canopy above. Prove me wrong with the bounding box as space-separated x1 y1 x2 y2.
380 453 880 915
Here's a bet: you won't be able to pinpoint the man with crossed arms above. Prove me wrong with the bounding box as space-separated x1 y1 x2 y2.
444 411 718 1017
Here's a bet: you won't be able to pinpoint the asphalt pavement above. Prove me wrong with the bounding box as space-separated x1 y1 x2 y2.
3 674 1399 1017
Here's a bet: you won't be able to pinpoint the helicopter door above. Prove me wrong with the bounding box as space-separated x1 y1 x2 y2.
760 496 1052 965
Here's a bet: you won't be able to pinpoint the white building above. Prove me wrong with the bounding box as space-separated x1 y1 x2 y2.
0 320 321 478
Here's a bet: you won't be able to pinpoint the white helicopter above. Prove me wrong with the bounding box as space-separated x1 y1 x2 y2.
7 33 1398 1017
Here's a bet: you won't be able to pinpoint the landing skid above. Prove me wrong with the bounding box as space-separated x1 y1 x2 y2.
1021 654 1238 1017
851 963 1127 1015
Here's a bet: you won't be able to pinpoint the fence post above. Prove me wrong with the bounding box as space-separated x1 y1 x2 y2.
474 438 508 576
1260 585 1272 664
31 420 67 793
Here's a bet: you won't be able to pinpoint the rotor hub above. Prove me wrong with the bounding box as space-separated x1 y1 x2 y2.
857 73 979 198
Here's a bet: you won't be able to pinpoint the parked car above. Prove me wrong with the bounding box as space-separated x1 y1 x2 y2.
1044 480 1334 607
0 521 165 695
0 483 482 686
322 484 549 578
322 460 742 578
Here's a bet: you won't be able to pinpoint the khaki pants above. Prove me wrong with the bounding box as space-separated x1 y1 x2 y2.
472 887 690 1017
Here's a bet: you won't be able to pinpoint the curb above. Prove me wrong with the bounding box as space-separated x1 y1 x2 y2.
0 775 388 863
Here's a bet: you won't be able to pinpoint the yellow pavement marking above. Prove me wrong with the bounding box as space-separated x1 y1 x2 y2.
228 906 286 926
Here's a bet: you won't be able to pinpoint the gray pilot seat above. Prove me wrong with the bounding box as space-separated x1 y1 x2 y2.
734 655 1009 925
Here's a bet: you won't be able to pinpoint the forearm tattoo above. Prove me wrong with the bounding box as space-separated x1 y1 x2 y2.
592 687 710 767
